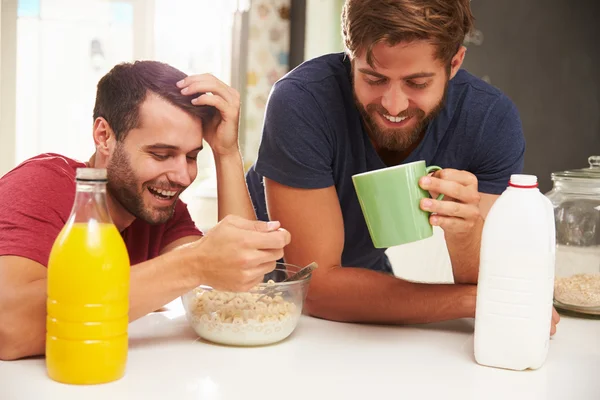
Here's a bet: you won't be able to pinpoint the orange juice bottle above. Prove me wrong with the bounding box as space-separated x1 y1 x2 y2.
46 168 130 384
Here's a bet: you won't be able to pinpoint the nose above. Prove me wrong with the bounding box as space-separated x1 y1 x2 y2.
167 156 193 188
381 85 409 116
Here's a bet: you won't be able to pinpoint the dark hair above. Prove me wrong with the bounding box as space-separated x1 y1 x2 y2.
342 0 475 67
93 60 217 140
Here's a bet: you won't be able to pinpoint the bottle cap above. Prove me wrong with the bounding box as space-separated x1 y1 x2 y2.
509 174 538 188
76 168 107 182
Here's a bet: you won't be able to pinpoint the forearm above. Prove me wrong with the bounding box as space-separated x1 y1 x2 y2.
446 192 495 284
0 279 47 360
305 267 477 324
0 251 199 360
446 223 482 284
213 150 256 221
129 248 199 320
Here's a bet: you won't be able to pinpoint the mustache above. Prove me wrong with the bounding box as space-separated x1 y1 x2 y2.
145 181 186 192
365 104 424 119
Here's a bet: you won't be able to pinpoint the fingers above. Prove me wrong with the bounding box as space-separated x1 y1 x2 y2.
551 307 560 337
418 169 482 234
213 251 282 292
234 253 282 291
177 74 239 107
420 169 480 205
248 252 282 279
191 93 238 121
239 262 277 291
220 216 291 249
241 229 291 250
224 215 280 232
420 176 481 204
254 259 279 276
552 307 560 324
550 307 560 336
191 92 228 108
421 198 480 220
241 248 285 269
431 168 479 189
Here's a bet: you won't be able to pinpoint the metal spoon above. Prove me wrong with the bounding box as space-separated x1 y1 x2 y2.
282 261 318 283
256 262 318 301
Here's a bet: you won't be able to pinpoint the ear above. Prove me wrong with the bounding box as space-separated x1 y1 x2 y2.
93 117 116 156
449 46 467 79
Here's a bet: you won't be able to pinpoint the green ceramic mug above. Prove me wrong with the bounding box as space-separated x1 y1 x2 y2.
352 160 444 248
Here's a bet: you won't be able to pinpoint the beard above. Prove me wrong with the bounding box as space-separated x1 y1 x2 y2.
354 82 448 153
106 143 178 225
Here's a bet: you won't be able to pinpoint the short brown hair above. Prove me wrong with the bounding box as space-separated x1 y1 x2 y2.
93 61 217 141
342 0 474 67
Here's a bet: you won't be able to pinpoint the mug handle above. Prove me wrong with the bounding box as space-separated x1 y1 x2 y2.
425 165 444 200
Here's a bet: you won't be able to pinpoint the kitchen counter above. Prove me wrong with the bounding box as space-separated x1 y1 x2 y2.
1 300 598 400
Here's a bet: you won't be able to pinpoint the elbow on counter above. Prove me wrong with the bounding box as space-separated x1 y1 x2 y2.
301 281 348 323
0 327 23 361
0 316 40 361
302 276 327 318
302 293 321 318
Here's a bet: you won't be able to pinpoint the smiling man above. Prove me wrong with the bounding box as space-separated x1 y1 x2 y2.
246 0 560 332
0 61 290 360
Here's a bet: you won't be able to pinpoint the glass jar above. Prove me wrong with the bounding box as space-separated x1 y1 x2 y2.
546 156 600 316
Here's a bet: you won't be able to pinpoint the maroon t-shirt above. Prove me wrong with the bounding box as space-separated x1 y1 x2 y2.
0 153 202 266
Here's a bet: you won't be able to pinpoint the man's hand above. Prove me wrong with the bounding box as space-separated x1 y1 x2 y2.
184 215 291 292
551 306 560 336
418 168 484 284
418 168 483 236
177 74 241 157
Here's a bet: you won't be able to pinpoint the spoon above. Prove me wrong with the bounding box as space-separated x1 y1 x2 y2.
256 262 318 301
282 261 318 283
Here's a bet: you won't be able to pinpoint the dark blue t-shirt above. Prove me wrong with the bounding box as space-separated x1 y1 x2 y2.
246 52 525 273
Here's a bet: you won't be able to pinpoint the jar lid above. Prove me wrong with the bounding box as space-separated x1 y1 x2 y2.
76 167 107 181
551 156 600 181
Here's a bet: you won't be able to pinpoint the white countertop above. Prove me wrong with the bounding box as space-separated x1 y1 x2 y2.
1 300 599 400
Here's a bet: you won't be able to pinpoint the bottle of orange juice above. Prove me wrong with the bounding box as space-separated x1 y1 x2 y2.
46 168 130 384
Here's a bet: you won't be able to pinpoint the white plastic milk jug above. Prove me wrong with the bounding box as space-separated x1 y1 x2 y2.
474 174 556 370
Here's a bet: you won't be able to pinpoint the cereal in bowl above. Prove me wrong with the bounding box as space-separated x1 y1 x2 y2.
186 282 301 346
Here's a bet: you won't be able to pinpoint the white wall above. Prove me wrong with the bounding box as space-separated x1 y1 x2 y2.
15 0 135 165
1 0 235 179
0 0 1 126
0 0 17 177
304 0 344 60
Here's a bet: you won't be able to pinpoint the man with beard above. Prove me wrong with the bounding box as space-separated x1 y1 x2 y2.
0 61 290 360
246 0 560 332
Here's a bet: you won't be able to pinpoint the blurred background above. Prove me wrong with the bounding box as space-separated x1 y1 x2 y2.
0 0 598 280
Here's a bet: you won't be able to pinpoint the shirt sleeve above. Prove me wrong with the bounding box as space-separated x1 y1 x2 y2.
159 199 203 251
469 95 526 195
0 162 75 267
254 79 336 189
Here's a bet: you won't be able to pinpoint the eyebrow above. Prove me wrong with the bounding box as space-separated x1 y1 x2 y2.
143 143 204 152
358 68 436 80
